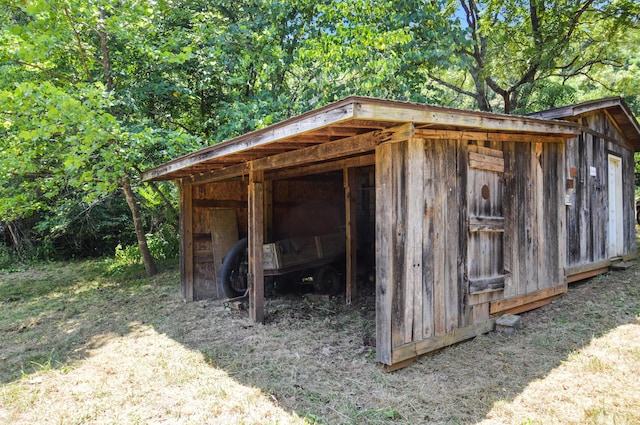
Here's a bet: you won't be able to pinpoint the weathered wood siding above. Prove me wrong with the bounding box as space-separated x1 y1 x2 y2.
184 181 248 300
376 136 565 366
376 136 467 365
502 141 565 299
564 111 636 271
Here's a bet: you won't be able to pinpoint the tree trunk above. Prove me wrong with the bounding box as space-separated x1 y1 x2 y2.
121 177 157 276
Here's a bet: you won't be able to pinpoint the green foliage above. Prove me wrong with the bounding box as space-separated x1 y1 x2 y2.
112 227 178 269
0 0 638 262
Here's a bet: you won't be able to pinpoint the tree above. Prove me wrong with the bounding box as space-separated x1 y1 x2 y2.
0 0 201 273
408 0 640 113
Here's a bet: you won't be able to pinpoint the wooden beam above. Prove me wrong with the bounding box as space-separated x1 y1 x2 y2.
489 283 567 315
186 124 410 185
142 102 357 181
344 167 358 304
180 183 194 302
414 129 568 143
356 103 579 136
248 167 265 323
254 123 414 172
267 154 375 181
188 163 250 185
565 259 612 277
496 296 562 316
387 319 496 365
566 267 609 284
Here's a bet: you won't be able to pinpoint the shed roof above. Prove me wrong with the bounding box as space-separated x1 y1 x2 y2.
529 97 640 152
142 96 580 182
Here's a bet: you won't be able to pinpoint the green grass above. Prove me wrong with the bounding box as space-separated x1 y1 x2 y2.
0 259 179 383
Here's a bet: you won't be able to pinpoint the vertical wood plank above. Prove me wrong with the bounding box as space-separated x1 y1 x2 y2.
407 138 425 342
422 140 435 339
375 142 393 364
457 140 469 328
432 140 447 336
344 167 358 304
557 142 567 282
532 142 543 293
444 140 459 333
391 141 407 349
248 168 265 323
180 181 194 302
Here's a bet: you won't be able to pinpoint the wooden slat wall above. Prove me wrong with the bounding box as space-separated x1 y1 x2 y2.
502 140 564 299
376 136 466 364
187 181 248 300
602 114 636 257
565 110 636 271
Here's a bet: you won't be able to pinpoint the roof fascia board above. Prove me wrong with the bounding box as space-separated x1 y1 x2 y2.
142 100 358 181
354 102 579 135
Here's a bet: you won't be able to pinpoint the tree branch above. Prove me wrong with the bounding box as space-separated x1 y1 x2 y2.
63 5 91 81
427 72 477 99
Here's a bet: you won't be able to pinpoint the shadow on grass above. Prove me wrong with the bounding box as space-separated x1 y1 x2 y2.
1 258 639 424
0 259 178 383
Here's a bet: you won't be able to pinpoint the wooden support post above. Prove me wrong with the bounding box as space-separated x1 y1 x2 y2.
248 167 265 323
344 167 358 304
179 181 194 301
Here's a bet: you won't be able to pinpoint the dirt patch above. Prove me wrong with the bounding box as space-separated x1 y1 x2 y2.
1 260 639 424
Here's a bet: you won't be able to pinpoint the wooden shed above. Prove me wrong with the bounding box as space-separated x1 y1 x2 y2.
530 97 640 282
142 96 637 369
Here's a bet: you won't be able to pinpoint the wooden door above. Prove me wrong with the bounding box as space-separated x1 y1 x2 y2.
607 154 624 257
467 146 505 294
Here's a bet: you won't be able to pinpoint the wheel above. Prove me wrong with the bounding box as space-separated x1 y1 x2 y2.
313 265 342 295
220 238 249 298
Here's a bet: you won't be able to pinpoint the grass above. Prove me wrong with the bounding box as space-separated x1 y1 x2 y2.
1 257 639 424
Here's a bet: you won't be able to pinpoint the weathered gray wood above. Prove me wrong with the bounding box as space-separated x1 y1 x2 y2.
180 183 194 302
432 140 447 336
414 129 566 144
142 102 357 181
490 283 567 315
355 102 579 135
466 142 505 303
468 151 505 172
375 141 394 365
469 275 505 293
456 140 470 328
406 138 425 342
422 139 435 340
248 169 265 323
390 141 407 348
469 216 505 232
444 139 460 333
344 167 358 304
530 142 543 294
501 142 515 298
388 319 496 365
468 289 504 306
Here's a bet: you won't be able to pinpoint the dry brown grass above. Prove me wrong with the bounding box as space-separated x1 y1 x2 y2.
1 258 639 424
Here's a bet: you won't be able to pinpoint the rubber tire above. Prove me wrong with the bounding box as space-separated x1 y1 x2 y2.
220 238 249 298
313 265 341 295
